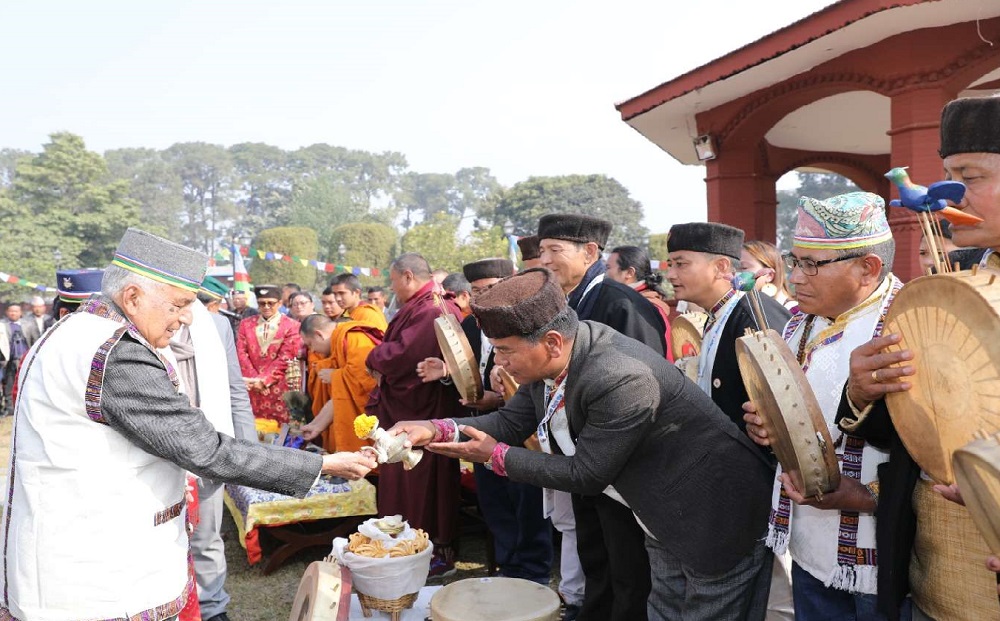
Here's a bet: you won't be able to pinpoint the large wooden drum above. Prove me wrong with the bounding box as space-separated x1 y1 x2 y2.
883 270 1000 484
288 560 352 621
430 577 560 621
736 329 840 499
953 433 1000 557
434 314 484 402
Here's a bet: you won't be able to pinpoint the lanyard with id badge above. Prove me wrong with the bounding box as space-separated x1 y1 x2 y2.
538 376 572 456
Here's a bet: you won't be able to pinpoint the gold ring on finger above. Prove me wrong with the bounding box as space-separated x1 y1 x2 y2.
871 370 879 383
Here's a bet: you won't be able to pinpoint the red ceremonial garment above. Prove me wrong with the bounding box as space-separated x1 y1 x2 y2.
179 475 201 621
236 313 302 423
365 281 465 545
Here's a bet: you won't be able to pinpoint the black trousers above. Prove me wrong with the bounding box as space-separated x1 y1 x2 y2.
572 492 651 621
1 360 15 415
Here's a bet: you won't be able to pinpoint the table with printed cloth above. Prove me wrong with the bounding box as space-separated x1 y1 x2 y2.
224 476 377 575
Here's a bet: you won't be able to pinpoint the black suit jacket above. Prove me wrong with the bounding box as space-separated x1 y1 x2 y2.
579 279 667 356
456 321 773 575
709 295 791 438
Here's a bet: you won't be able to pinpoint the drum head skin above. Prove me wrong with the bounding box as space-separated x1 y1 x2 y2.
953 435 1000 556
884 271 1000 484
671 313 706 360
736 329 840 498
430 577 560 621
434 314 484 402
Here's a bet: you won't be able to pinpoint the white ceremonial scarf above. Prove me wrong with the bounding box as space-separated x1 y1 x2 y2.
160 300 235 438
766 274 901 595
696 291 744 394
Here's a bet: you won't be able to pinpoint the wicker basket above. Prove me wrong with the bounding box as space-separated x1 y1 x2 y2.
355 590 419 621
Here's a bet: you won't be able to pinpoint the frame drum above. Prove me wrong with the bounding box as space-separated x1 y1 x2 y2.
288 560 352 621
430 577 560 621
883 270 1000 484
434 314 484 402
494 367 541 451
670 312 706 360
736 329 840 498
496 366 519 402
953 433 1000 557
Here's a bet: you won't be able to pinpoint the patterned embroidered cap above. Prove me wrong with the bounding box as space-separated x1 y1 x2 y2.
471 268 566 339
254 284 281 300
57 268 104 303
111 228 208 293
463 258 515 283
794 192 892 250
199 276 229 301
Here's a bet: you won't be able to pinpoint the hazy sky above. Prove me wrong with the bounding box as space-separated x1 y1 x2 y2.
1 0 834 234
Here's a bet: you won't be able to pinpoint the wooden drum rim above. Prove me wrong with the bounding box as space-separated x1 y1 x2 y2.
736 328 840 498
433 314 484 403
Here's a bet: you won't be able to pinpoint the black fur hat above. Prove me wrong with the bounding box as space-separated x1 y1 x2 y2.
940 97 1000 158
516 235 541 261
537 214 613 250
471 268 566 339
667 222 744 260
463 258 515 283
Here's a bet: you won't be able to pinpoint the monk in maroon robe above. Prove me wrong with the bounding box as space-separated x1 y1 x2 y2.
366 253 465 572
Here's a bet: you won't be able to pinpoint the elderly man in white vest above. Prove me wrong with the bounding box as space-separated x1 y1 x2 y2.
0 228 375 621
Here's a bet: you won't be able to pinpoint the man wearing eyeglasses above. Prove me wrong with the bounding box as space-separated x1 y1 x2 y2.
824 97 1000 620
744 191 900 621
236 284 303 423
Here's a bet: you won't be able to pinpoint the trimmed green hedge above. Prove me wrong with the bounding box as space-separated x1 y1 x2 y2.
247 226 319 289
328 222 398 288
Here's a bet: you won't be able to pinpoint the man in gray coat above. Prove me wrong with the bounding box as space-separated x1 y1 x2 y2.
393 268 774 620
1 228 375 621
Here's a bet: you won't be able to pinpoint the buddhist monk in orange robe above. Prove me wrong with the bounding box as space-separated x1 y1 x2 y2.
329 273 388 332
300 313 383 453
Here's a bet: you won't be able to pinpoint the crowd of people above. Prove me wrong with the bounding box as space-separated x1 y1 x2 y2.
0 94 999 621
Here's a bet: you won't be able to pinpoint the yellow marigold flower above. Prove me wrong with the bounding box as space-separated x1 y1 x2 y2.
354 414 379 439
255 418 280 435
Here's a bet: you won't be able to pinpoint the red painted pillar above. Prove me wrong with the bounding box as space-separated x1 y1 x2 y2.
887 87 954 280
705 145 778 242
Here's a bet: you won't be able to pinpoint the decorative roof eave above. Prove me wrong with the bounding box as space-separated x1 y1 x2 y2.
616 0 929 121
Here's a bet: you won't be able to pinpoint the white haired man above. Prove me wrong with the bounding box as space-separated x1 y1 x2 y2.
0 228 375 620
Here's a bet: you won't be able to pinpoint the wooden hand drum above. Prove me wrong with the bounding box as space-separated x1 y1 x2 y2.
496 366 519 401
430 577 560 621
494 367 541 451
883 270 1000 484
953 433 1000 557
434 314 483 402
288 560 352 621
736 329 840 498
670 312 707 360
